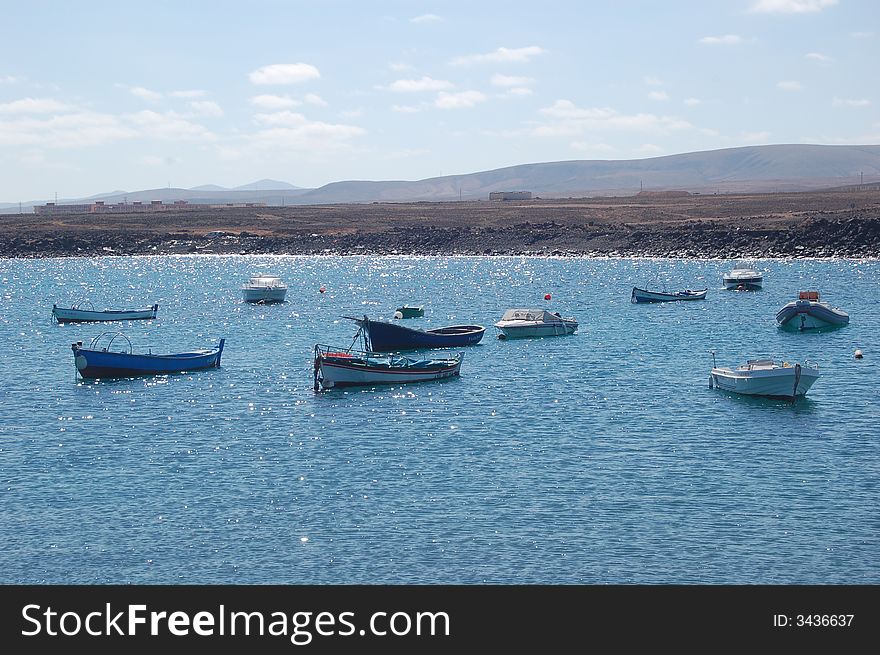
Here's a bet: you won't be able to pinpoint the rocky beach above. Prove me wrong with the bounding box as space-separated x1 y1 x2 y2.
2 189 878 259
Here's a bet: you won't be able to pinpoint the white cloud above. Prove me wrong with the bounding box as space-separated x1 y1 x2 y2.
126 110 215 141
634 144 664 154
648 91 669 101
249 63 320 85
434 91 488 109
339 108 363 118
170 89 206 98
410 14 443 23
805 52 830 62
698 35 743 45
750 0 837 13
491 74 534 87
253 111 308 127
250 94 302 109
502 87 533 98
832 97 871 107
777 80 802 91
644 76 663 86
0 111 138 147
683 97 702 106
187 100 224 117
305 93 328 106
392 104 423 113
0 97 73 114
851 31 874 39
742 131 771 142
534 100 695 138
250 119 365 153
386 76 454 92
451 46 546 66
130 86 162 102
0 75 21 84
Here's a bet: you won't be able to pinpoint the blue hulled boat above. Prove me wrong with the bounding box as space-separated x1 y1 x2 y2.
776 291 849 330
348 315 485 352
72 332 225 379
631 287 707 303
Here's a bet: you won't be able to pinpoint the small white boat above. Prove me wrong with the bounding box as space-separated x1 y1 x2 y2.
52 302 158 323
723 262 763 290
242 274 287 303
313 344 463 390
494 308 578 339
776 291 849 330
709 358 820 400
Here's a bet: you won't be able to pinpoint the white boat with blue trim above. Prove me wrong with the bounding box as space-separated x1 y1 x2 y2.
313 344 464 390
723 262 763 290
709 357 819 400
53 301 158 323
242 274 288 303
494 309 578 339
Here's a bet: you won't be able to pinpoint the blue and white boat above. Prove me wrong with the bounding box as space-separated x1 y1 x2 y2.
71 333 224 379
709 357 820 400
723 262 763 290
776 291 849 330
314 344 463 390
631 287 707 303
53 301 158 323
349 315 485 352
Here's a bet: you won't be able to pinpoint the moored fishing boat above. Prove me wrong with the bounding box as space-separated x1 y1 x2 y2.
313 344 463 390
776 291 849 330
393 305 425 319
348 315 485 351
493 308 578 339
71 332 224 379
242 274 288 303
631 287 707 303
709 356 819 400
723 262 763 290
52 302 158 323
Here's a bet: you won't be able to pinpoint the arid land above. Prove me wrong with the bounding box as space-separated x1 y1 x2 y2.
2 190 879 259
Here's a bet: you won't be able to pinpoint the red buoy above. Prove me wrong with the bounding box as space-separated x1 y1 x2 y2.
544 293 552 300
319 286 326 294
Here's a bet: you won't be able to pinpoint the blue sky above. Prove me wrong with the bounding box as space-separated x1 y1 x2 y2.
1 0 877 201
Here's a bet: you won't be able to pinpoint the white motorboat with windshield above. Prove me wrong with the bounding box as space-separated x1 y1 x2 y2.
723 262 763 290
242 274 288 303
493 308 578 339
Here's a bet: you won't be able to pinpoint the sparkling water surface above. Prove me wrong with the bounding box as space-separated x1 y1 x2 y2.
0 255 877 584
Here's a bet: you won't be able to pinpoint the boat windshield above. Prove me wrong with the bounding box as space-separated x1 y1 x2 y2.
499 309 564 322
247 276 284 287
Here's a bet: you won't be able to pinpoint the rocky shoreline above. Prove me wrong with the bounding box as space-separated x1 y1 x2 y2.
2 191 878 259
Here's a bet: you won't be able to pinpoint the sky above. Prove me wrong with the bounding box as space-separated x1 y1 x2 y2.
1 0 878 202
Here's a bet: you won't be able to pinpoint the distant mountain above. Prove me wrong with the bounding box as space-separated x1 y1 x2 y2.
234 179 301 191
3 144 879 213
190 184 228 191
285 144 880 204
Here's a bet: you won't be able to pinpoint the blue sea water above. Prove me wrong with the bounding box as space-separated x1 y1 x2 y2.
0 255 877 584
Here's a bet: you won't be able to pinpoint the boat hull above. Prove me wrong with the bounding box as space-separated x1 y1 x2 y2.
495 322 577 339
242 288 287 303
776 301 850 330
53 304 158 323
72 339 224 379
723 275 762 290
710 365 818 399
315 348 463 389
358 318 485 351
631 287 707 303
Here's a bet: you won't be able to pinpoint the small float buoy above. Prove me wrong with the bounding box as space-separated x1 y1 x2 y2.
319 286 326 294
544 293 552 300
854 349 863 359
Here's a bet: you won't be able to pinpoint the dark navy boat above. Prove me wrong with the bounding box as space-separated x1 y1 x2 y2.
72 332 224 379
347 316 485 352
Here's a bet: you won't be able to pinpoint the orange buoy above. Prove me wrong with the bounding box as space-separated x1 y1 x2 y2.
544 293 552 300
